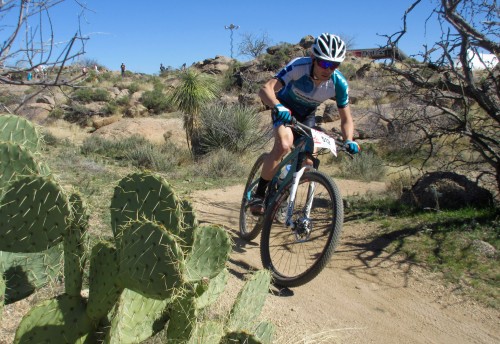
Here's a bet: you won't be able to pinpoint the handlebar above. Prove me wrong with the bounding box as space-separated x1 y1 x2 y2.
286 117 348 153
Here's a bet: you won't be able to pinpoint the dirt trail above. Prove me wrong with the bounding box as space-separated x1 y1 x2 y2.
191 181 500 344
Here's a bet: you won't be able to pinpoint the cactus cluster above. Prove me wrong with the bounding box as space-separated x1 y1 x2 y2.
0 114 275 343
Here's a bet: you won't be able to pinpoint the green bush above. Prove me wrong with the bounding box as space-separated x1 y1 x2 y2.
196 103 272 155
140 88 171 114
261 43 296 71
72 88 110 103
128 82 141 94
115 95 130 106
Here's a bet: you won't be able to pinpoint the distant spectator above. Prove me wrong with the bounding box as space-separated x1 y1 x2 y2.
181 63 186 71
120 63 126 77
160 63 166 73
27 72 32 81
82 66 88 75
94 64 99 73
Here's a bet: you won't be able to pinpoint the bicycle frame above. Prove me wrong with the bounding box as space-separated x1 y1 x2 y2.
265 121 340 228
243 120 343 229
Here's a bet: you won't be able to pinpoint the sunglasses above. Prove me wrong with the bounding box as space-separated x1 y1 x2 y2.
316 59 340 70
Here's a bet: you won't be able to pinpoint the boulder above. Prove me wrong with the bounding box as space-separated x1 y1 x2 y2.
400 171 493 210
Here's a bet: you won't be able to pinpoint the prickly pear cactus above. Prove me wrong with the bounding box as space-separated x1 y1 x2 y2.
14 294 94 344
0 273 5 318
64 193 89 296
179 199 198 250
117 219 186 299
185 225 232 282
0 142 50 194
0 114 41 152
227 270 272 333
105 288 171 344
0 247 63 303
86 241 122 322
110 172 183 238
0 175 71 253
188 321 225 344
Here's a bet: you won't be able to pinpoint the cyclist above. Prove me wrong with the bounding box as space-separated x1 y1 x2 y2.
250 33 360 215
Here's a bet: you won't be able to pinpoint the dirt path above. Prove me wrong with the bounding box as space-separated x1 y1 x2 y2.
190 181 500 344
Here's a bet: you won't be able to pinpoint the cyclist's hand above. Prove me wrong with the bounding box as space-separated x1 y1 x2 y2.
345 140 360 154
272 104 292 126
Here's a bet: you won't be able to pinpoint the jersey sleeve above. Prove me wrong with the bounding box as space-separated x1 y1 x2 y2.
275 57 307 85
333 70 349 108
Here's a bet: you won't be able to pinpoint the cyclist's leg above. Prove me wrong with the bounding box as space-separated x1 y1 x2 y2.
250 125 294 215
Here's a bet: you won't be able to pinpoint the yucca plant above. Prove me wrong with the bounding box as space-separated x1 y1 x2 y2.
168 69 220 154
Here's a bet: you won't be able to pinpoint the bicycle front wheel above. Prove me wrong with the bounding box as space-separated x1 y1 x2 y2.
260 170 344 288
239 153 267 241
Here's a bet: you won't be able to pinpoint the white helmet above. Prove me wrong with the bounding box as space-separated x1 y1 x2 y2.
311 33 346 63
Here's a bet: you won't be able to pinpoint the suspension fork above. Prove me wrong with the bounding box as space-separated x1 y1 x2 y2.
285 167 308 228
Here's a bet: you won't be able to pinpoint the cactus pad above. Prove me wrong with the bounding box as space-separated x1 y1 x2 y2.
0 273 5 318
86 241 122 322
106 288 171 344
185 225 232 282
118 220 185 299
227 270 271 332
14 294 93 344
110 172 183 238
195 268 229 310
63 193 89 296
0 246 63 303
0 175 70 252
0 114 41 152
187 321 224 344
0 142 50 194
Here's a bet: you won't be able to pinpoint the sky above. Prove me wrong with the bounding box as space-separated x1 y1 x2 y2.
6 0 445 75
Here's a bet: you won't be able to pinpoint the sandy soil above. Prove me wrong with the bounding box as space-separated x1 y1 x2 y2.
190 182 500 344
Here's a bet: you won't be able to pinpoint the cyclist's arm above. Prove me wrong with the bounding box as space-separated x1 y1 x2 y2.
258 78 284 108
339 105 354 142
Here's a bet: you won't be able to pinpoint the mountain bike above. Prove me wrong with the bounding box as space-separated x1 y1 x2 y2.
239 118 347 287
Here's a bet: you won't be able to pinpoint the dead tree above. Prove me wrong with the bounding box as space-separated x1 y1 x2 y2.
378 0 499 194
0 0 89 112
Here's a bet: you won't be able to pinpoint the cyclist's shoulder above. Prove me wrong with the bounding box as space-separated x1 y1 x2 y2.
331 69 349 88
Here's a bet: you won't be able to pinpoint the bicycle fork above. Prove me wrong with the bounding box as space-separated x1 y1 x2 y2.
285 167 316 229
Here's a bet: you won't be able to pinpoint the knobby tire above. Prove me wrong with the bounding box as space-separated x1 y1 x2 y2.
260 170 344 287
239 153 267 241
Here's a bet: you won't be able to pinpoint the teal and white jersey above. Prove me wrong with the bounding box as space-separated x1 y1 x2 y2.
275 57 349 120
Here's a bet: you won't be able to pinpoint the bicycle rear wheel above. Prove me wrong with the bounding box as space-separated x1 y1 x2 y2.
239 153 267 241
260 170 343 287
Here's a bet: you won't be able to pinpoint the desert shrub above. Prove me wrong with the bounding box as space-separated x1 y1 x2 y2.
102 101 118 115
386 172 418 198
261 42 295 71
141 87 171 114
40 130 58 147
196 103 272 155
49 106 65 119
64 103 93 126
128 82 141 94
81 135 185 173
115 95 130 106
335 148 387 182
72 88 110 103
0 92 21 107
221 61 243 91
339 63 357 80
125 143 178 172
194 148 246 178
